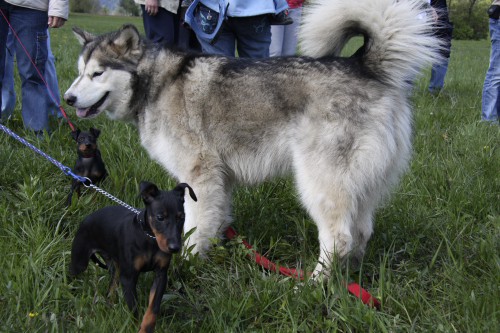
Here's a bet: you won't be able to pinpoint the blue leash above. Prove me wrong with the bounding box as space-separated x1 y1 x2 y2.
0 123 140 214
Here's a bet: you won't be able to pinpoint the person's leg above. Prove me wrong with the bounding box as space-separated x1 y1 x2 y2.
178 25 202 52
233 15 271 59
44 31 61 118
481 19 500 122
0 1 10 120
142 5 179 46
280 7 302 56
198 24 236 56
1 30 16 119
428 58 449 94
178 22 191 51
270 24 284 57
10 5 49 132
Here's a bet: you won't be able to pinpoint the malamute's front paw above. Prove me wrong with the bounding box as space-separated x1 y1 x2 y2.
183 230 212 259
311 261 331 282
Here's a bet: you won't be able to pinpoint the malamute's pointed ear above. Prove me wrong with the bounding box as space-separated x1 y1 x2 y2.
72 27 95 45
113 24 142 55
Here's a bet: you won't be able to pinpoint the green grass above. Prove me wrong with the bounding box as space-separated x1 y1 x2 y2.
1 14 499 333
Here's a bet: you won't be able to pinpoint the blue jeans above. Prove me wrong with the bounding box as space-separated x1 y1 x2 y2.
429 58 449 93
481 18 500 122
1 29 15 118
270 7 302 57
0 2 50 132
196 11 271 58
1 30 60 120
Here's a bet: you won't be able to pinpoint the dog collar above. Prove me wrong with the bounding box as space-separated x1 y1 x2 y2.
79 151 97 158
137 210 156 239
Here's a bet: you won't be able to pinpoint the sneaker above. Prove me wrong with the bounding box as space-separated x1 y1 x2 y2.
270 9 293 25
0 112 11 124
33 130 45 140
428 87 443 96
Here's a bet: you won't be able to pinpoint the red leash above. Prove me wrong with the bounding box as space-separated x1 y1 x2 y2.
225 226 381 310
0 9 76 132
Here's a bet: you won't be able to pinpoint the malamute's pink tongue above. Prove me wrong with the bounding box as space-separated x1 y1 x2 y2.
76 108 91 118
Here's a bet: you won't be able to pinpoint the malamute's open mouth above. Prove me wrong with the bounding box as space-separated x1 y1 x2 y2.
76 92 109 118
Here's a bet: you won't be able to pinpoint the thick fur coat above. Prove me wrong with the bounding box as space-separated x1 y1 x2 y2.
64 0 441 276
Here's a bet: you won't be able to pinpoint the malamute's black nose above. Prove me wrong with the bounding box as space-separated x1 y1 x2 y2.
65 94 76 106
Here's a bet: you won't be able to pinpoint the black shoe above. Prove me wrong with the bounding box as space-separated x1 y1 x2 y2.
33 130 45 140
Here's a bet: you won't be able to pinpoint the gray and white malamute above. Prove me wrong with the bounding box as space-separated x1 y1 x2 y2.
65 0 440 277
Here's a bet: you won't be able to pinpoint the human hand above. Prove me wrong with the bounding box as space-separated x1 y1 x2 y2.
48 16 66 28
145 0 159 16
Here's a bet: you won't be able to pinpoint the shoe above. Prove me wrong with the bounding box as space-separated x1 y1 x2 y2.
270 10 293 25
0 108 13 123
480 119 499 126
428 87 442 96
33 130 45 140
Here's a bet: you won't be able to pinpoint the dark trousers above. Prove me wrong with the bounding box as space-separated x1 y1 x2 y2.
141 5 180 46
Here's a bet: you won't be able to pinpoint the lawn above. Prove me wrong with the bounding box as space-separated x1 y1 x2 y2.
0 13 498 333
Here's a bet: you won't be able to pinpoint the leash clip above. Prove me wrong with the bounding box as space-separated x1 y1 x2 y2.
80 177 93 187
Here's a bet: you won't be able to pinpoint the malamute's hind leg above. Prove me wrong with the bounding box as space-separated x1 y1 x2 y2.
294 159 380 278
291 131 374 278
292 159 356 276
312 202 376 275
350 201 376 266
302 186 356 278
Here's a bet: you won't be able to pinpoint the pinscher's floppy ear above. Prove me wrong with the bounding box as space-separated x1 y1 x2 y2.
174 183 197 202
71 129 81 141
140 181 160 204
89 128 101 139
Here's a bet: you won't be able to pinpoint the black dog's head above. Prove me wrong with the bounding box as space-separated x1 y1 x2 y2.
140 182 197 254
71 128 101 157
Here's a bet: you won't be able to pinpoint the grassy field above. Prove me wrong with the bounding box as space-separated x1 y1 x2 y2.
0 13 499 333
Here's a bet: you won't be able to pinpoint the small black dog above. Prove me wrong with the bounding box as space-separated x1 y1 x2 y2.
66 128 107 206
70 181 196 333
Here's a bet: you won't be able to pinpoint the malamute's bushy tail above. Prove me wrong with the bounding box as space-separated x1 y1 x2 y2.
299 0 442 89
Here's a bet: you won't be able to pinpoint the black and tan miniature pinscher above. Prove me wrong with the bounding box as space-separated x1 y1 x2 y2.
66 128 108 206
69 181 197 333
